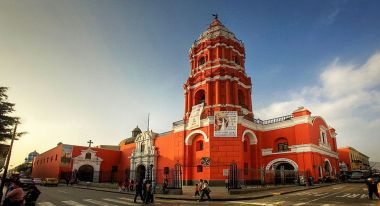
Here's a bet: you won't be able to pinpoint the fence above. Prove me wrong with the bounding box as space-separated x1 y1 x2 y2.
60 167 312 189
227 168 310 189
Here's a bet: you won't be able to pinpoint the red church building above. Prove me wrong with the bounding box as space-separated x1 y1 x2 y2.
32 17 339 187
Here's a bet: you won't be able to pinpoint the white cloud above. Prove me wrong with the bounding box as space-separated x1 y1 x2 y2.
255 53 380 161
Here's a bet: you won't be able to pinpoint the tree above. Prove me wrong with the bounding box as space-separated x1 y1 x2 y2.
0 87 21 141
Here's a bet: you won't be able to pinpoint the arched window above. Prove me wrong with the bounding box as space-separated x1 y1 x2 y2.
196 140 203 151
234 56 240 65
243 139 249 152
275 137 289 152
85 152 91 159
197 165 203 173
238 90 246 108
140 143 145 153
194 89 206 105
198 57 205 66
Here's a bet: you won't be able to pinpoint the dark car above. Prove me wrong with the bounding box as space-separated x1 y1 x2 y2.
19 178 35 190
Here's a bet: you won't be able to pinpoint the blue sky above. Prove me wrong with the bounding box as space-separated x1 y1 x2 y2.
1 0 379 165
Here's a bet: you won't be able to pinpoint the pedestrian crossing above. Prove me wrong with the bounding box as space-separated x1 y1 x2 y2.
38 197 161 206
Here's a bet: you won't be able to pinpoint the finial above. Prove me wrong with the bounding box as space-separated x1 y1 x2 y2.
212 13 218 20
87 140 93 147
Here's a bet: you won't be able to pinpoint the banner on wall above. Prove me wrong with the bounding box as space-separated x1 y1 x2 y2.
188 103 204 129
214 111 238 137
61 145 73 166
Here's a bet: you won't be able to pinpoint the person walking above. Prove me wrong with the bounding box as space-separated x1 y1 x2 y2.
24 184 41 206
193 183 200 197
134 181 144 203
144 180 154 204
3 180 24 206
367 177 380 200
199 180 211 201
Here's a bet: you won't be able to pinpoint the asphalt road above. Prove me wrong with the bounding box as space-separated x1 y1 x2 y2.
37 183 380 206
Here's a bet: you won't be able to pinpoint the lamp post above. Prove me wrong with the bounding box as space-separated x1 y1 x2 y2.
149 164 154 182
0 123 18 200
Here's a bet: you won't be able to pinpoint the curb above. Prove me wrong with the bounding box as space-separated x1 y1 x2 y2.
71 183 336 201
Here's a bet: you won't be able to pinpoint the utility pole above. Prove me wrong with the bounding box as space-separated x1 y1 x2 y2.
0 123 18 200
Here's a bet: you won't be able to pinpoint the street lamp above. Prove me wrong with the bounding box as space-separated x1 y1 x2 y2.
149 164 154 182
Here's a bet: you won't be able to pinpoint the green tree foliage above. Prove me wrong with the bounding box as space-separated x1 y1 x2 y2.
0 87 18 141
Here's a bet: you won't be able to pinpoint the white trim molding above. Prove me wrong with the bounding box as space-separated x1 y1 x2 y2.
185 75 251 91
185 129 209 145
265 158 299 171
242 129 258 145
261 144 339 159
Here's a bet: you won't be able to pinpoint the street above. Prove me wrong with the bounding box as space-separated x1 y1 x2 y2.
37 183 380 206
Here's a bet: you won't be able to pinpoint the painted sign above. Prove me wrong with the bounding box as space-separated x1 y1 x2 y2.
214 111 238 137
188 103 204 129
61 145 73 166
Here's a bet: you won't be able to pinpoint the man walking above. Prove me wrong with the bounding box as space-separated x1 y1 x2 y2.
367 177 380 200
134 181 144 203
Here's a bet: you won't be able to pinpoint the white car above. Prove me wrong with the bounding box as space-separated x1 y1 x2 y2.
33 178 42 185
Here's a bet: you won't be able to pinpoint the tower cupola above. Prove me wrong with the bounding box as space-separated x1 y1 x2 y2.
183 17 253 121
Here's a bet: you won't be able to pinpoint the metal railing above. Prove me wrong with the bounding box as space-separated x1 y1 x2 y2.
254 115 293 125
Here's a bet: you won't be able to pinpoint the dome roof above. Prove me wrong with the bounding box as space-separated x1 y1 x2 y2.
119 136 138 146
132 126 142 132
191 18 243 49
28 150 39 156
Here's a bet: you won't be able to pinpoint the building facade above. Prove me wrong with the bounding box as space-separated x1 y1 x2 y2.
32 18 339 185
338 147 370 172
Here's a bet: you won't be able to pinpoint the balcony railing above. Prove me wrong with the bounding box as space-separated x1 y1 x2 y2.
254 115 293 125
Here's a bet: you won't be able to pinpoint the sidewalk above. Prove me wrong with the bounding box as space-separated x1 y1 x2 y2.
70 182 336 201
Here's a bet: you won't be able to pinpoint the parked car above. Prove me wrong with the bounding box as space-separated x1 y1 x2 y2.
42 178 59 186
19 178 35 190
33 178 42 185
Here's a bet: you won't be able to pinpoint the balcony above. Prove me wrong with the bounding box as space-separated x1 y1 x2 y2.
254 115 293 125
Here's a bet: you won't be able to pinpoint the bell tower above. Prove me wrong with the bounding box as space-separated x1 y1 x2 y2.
183 17 253 121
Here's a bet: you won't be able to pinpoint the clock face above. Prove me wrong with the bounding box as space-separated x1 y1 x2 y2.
201 157 210 166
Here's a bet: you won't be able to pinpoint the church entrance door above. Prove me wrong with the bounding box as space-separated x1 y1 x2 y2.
274 163 295 185
77 164 94 182
135 165 146 182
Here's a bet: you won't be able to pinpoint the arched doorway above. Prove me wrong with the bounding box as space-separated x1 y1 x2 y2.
274 163 296 185
324 160 331 177
135 165 146 182
77 165 94 182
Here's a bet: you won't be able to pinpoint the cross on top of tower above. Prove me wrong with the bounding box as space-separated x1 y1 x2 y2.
87 140 93 147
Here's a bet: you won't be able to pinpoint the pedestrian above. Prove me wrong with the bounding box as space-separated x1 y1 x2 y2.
144 180 154 204
225 179 229 188
193 183 200 197
162 179 168 194
118 181 123 192
130 179 135 191
199 180 211 201
123 179 129 192
152 180 157 194
3 180 24 206
65 177 70 186
366 177 380 200
134 181 144 203
24 184 41 206
142 180 147 201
